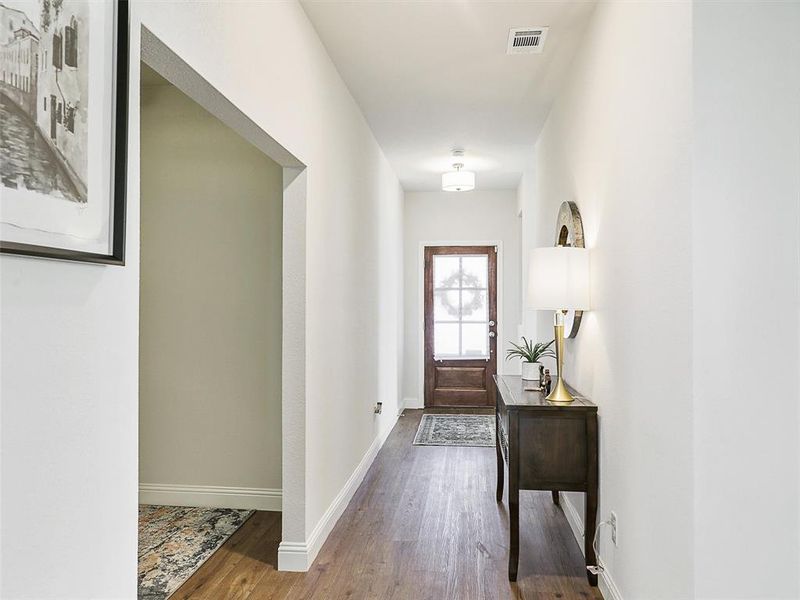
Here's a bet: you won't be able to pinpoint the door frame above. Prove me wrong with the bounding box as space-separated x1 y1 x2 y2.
416 240 505 409
140 28 309 570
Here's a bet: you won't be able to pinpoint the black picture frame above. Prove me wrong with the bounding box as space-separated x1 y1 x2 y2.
0 0 129 265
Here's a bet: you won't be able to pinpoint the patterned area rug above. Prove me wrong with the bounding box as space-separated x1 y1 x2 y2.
413 414 495 447
138 505 253 599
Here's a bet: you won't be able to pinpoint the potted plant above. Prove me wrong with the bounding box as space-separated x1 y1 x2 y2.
506 337 556 383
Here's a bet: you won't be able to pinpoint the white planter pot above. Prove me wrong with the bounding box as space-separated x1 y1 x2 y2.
521 362 541 382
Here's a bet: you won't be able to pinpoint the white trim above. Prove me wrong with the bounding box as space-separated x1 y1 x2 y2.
561 492 585 549
281 166 308 547
560 495 623 600
275 541 308 571
277 412 398 571
403 396 422 410
416 240 506 407
138 483 282 512
598 563 623 600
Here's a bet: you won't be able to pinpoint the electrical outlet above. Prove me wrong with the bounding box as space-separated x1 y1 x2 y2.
610 511 618 546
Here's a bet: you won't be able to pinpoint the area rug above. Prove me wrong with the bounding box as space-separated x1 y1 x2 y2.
138 505 253 599
413 414 495 447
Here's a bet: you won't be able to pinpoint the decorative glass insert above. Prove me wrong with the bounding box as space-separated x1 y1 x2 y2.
433 254 489 359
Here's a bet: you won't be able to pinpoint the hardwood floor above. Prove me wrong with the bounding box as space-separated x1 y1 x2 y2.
172 409 601 600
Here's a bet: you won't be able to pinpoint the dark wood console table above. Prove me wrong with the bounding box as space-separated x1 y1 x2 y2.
494 374 599 585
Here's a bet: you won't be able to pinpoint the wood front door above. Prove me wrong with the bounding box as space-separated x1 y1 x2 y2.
424 246 498 407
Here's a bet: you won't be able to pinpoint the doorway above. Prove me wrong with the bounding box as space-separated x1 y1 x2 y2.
138 61 284 598
423 245 498 407
137 27 309 594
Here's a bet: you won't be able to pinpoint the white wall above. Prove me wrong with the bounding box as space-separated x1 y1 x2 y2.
519 3 694 599
693 3 800 598
522 3 800 599
1 253 139 598
138 78 283 504
0 1 403 596
402 190 521 408
516 162 540 356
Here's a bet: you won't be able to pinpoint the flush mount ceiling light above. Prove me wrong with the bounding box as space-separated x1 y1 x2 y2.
442 151 476 192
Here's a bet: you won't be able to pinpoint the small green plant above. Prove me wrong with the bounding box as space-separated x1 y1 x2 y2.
505 337 556 363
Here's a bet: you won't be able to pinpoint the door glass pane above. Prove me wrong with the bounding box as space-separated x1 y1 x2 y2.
460 289 487 322
434 323 459 357
434 256 461 288
434 290 460 321
461 256 488 288
461 323 488 357
432 251 490 359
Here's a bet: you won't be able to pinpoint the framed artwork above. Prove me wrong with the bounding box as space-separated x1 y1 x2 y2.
0 0 129 264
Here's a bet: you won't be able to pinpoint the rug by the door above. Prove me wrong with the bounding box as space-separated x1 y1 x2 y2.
413 414 495 447
138 505 253 600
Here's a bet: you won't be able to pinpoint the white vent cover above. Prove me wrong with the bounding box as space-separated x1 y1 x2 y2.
507 27 549 55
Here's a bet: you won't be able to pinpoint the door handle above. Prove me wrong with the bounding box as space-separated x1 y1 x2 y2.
488 331 496 338
489 320 495 326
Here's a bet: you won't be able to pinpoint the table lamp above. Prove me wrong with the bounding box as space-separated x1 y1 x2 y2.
527 246 590 403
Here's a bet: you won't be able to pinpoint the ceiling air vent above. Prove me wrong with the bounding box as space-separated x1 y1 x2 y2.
507 27 549 55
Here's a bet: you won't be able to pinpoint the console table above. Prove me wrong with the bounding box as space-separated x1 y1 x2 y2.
494 374 599 585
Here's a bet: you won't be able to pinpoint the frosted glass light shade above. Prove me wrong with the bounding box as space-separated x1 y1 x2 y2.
528 247 590 310
442 169 475 192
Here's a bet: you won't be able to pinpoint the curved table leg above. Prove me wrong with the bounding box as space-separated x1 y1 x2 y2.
496 421 504 502
508 413 519 581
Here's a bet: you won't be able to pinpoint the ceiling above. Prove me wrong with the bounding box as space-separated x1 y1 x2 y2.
301 1 596 191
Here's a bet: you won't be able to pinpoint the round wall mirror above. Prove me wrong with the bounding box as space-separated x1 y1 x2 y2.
555 201 585 338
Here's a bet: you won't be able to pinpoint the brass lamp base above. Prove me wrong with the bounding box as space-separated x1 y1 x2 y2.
546 311 575 404
546 375 575 404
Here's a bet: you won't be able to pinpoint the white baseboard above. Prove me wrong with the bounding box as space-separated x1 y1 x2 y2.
403 396 423 409
275 541 308 572
598 562 624 600
139 483 282 512
561 493 585 550
278 412 398 571
560 494 623 600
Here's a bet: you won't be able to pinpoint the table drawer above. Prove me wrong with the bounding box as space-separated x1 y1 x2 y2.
518 414 588 488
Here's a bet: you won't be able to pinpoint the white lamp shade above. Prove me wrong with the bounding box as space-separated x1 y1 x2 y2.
527 247 590 310
442 169 475 192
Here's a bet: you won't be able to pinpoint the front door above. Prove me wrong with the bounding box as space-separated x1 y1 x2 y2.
424 246 498 407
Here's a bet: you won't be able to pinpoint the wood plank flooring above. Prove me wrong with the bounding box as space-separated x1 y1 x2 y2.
172 409 601 600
